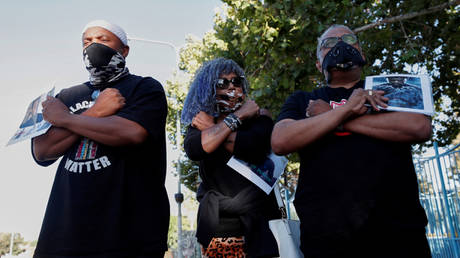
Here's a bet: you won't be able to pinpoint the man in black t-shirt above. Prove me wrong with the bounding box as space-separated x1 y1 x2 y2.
31 20 169 257
272 24 432 257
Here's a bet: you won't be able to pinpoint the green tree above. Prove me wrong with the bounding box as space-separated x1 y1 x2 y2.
168 0 460 191
0 233 26 256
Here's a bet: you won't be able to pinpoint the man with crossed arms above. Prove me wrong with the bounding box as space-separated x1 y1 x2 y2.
32 20 169 257
272 24 432 257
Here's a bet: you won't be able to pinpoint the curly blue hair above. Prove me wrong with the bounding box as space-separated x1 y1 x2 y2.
181 58 248 125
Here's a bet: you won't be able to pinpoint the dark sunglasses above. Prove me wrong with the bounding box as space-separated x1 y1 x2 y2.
216 76 245 89
320 33 358 49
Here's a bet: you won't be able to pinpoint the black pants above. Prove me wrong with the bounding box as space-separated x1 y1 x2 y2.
300 223 431 258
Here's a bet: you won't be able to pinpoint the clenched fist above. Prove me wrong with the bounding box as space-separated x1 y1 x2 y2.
86 88 125 117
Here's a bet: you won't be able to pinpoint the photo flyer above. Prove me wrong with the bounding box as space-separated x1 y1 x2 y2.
364 74 434 116
7 87 55 146
227 153 288 194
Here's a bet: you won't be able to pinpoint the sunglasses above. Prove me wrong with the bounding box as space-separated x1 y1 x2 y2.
216 76 245 89
320 33 358 49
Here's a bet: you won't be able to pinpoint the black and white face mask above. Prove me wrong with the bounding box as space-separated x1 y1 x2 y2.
83 43 129 87
216 90 245 113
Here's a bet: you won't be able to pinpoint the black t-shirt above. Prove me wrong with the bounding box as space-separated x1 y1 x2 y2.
32 74 169 257
277 81 427 239
184 115 280 257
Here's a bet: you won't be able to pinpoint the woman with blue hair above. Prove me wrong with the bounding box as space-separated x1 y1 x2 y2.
182 58 280 257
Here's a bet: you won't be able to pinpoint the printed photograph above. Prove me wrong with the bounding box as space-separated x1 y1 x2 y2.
372 76 423 110
365 74 434 115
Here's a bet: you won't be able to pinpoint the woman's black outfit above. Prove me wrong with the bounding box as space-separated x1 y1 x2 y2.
184 115 281 257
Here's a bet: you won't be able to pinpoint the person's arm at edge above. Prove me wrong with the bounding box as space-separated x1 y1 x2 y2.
343 112 432 143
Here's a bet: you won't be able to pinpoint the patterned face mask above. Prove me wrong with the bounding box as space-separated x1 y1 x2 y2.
216 90 245 113
83 43 129 87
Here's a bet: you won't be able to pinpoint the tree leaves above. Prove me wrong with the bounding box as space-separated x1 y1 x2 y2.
167 0 460 191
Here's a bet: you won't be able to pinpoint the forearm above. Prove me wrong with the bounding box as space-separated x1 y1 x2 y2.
32 127 80 161
272 107 351 155
32 107 128 161
223 132 236 153
201 121 233 153
344 112 432 143
61 114 148 146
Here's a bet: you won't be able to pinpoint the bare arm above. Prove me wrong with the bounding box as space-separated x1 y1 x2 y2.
194 100 260 154
32 127 79 161
58 114 148 146
344 112 432 143
272 88 375 155
33 88 129 161
272 88 431 155
271 106 351 155
200 121 235 153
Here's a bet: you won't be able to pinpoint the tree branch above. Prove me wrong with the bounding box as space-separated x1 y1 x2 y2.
353 0 460 33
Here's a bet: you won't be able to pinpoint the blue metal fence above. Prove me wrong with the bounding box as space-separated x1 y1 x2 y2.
414 142 460 258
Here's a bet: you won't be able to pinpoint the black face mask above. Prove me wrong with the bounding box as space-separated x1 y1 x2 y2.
83 43 128 86
321 41 366 83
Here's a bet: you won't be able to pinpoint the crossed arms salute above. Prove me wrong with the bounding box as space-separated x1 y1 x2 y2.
271 88 432 155
192 99 268 154
33 88 148 161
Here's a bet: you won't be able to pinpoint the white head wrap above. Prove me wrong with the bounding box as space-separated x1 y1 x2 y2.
82 20 128 46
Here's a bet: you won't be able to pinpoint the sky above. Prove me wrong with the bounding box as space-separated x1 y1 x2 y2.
0 0 221 241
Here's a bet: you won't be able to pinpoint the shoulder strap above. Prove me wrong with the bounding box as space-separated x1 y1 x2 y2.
274 184 288 219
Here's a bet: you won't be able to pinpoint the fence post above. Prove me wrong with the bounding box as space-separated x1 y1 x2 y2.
434 141 460 257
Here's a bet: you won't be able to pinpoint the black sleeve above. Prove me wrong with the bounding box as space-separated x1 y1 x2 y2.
233 115 273 163
116 78 167 140
184 125 209 161
276 90 310 122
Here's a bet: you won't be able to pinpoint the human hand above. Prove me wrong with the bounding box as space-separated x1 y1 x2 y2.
192 111 215 131
234 99 259 120
365 89 389 111
42 96 71 127
345 88 388 116
344 88 369 116
306 99 332 118
86 88 125 117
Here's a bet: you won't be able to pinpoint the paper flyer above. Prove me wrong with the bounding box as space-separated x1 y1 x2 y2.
364 74 434 116
227 153 288 194
7 87 55 146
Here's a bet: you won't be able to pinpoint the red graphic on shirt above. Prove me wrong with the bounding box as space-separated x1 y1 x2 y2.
330 99 351 136
75 138 98 160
